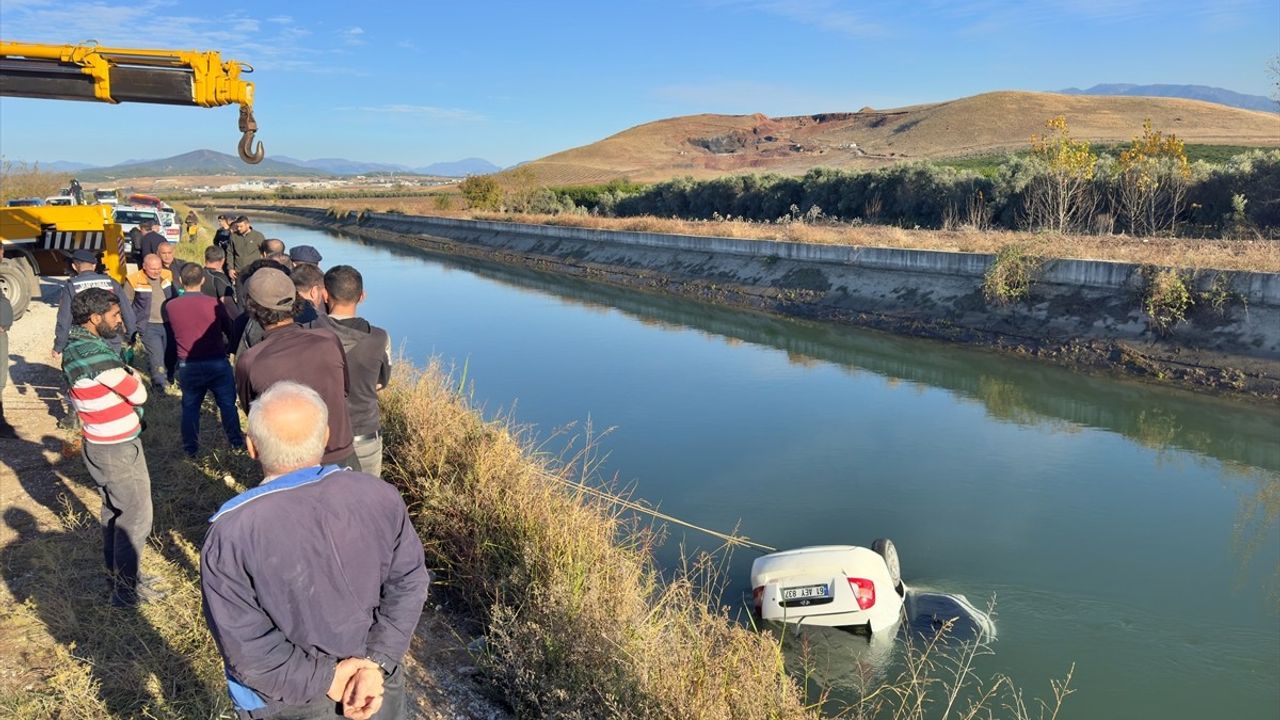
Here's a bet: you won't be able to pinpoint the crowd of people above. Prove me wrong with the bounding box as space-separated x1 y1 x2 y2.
49 213 422 720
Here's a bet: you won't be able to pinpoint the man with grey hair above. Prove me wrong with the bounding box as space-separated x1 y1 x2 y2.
124 253 174 388
201 381 428 719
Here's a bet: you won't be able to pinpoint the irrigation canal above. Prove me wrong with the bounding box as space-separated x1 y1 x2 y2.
260 221 1280 719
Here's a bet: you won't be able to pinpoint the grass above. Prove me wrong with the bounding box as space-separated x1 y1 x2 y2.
0 381 252 718
288 196 1280 273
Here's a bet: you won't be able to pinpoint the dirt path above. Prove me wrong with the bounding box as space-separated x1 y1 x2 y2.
0 279 508 718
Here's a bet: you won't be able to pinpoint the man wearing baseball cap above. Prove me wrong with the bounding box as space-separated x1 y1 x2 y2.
53 249 136 359
233 268 358 469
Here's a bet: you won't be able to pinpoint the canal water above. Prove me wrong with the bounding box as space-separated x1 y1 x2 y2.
260 221 1280 719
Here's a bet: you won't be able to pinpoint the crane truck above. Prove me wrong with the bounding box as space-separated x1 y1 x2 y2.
0 40 265 319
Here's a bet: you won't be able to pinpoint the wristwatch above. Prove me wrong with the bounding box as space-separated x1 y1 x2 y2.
364 656 394 677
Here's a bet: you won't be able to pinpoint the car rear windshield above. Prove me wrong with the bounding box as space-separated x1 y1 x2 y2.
115 210 158 224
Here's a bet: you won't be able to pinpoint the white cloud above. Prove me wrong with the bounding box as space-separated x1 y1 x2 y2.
0 1 322 72
708 0 885 38
341 104 487 122
342 26 367 46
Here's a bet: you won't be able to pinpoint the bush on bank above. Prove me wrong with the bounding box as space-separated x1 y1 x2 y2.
556 150 1280 238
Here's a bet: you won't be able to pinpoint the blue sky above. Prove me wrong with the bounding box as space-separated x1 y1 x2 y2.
1 0 1276 168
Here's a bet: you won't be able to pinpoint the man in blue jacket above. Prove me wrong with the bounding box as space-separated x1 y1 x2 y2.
201 381 428 719
52 249 136 360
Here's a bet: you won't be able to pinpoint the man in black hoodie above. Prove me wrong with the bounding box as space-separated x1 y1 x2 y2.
324 265 391 477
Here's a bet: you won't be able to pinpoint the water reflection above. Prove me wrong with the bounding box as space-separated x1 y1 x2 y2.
330 228 1280 603
334 229 1280 473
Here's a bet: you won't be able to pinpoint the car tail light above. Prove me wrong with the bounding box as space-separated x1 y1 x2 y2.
752 586 764 614
848 578 875 610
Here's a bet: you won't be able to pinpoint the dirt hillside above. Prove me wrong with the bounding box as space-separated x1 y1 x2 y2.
521 91 1280 184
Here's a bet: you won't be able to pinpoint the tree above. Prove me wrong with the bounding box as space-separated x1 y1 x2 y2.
1268 55 1280 107
1025 116 1098 233
458 174 503 211
1117 118 1191 236
0 160 68 203
503 166 541 213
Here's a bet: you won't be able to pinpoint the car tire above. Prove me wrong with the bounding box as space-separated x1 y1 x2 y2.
0 257 32 320
872 538 904 596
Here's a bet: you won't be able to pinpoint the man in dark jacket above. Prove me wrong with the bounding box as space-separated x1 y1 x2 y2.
53 249 136 359
213 214 232 255
134 220 167 265
228 215 266 281
200 245 237 309
201 380 428 719
233 268 357 468
324 265 391 476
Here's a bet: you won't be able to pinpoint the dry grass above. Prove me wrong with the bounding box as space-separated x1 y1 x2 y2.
300 195 1280 273
380 361 814 719
835 611 1074 720
0 383 252 718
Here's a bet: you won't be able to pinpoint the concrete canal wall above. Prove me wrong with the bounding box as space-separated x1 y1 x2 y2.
255 207 1280 397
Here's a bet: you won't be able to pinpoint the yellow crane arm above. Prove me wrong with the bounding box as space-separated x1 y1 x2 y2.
0 40 264 163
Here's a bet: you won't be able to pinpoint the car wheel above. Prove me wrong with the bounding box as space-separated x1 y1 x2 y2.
871 538 903 596
0 257 33 320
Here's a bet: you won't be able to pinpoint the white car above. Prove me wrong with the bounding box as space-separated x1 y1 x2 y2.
158 206 181 243
45 195 77 206
112 205 163 255
751 540 905 634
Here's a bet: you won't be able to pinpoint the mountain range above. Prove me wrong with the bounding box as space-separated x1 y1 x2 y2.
273 156 500 176
1058 84 1276 113
55 151 499 180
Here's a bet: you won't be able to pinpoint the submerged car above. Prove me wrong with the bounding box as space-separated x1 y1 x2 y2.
751 540 905 634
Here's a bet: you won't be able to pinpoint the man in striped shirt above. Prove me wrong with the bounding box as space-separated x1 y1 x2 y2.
61 287 159 607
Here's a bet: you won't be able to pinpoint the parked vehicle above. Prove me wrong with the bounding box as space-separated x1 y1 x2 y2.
0 203 126 319
93 188 119 205
158 206 180 243
6 198 45 207
45 195 77 206
112 205 163 256
127 194 181 242
751 541 905 633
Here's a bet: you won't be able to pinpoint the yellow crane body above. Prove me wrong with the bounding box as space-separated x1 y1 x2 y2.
0 40 264 319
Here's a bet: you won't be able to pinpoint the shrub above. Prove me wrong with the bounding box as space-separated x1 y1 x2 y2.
1143 267 1194 334
983 243 1042 304
459 174 503 211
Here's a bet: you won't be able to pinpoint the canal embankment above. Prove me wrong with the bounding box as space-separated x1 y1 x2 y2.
251 206 1280 399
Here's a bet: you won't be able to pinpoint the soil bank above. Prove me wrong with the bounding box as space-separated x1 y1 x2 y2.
248 207 1280 400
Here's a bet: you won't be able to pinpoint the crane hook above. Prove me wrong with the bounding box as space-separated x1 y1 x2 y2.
237 105 265 164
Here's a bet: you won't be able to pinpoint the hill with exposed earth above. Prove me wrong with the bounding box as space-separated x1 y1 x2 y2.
519 91 1280 185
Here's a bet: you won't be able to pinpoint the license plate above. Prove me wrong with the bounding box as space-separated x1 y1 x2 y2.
781 584 829 601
